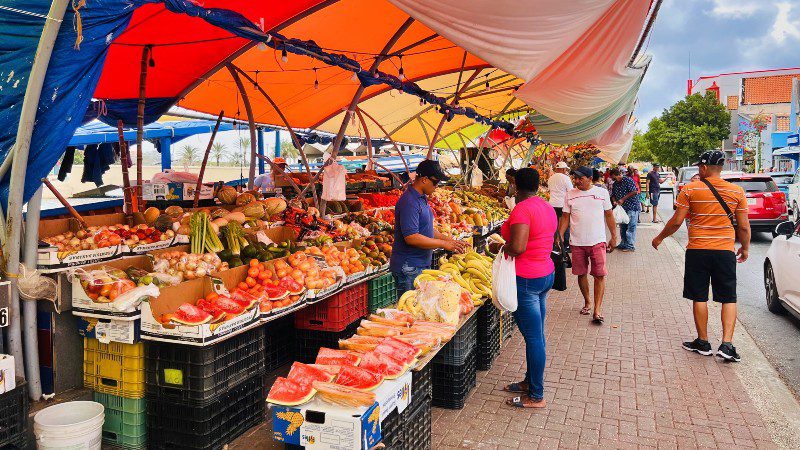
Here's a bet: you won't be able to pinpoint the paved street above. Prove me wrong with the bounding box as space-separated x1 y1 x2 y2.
654 192 800 400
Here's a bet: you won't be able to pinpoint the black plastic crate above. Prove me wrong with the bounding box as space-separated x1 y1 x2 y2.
381 408 404 450
265 315 296 372
0 380 28 447
432 313 477 365
477 302 500 335
411 363 431 403
432 350 476 410
472 233 487 254
477 322 500 371
430 249 451 270
145 326 266 405
1 433 27 450
147 373 265 450
296 319 361 364
501 310 516 343
402 395 431 450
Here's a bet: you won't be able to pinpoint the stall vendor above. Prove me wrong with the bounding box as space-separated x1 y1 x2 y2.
253 157 288 193
390 160 468 295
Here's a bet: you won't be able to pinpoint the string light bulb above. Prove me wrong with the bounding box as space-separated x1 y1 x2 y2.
313 68 319 90
148 46 155 68
281 48 288 62
257 42 268 51
420 98 424 107
398 55 405 81
485 74 490 91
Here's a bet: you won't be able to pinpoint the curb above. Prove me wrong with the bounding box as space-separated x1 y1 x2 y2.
659 227 800 449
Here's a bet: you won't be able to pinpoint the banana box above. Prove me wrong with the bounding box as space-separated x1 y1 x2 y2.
272 402 380 450
38 214 126 273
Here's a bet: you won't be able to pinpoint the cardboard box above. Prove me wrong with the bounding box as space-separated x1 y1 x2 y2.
70 255 156 320
212 261 308 322
120 213 179 256
37 214 127 273
0 355 15 394
142 181 214 202
271 372 412 450
140 275 260 346
77 316 141 344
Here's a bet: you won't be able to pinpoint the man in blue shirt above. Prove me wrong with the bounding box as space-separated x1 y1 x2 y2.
610 167 641 252
391 160 468 295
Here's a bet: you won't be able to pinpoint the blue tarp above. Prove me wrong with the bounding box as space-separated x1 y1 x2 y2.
70 119 234 146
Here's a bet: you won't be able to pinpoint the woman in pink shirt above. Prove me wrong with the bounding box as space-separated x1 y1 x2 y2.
500 168 557 409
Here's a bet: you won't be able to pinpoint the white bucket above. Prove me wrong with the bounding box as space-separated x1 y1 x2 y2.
34 401 104 450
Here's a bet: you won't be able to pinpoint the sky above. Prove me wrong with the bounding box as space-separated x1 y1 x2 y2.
634 0 800 130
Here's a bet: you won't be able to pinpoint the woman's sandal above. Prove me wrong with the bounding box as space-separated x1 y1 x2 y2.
580 307 591 315
502 382 527 393
506 396 547 409
592 314 604 325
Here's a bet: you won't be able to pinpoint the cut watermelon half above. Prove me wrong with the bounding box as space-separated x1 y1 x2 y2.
358 351 407 379
378 338 421 362
230 290 259 309
265 284 289 301
335 365 384 391
211 296 246 315
287 362 335 391
171 303 212 325
195 299 226 323
315 348 361 366
267 377 315 406
279 276 305 295
308 364 341 377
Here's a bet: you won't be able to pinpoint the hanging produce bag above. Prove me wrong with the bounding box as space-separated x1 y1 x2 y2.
491 248 517 312
322 162 347 201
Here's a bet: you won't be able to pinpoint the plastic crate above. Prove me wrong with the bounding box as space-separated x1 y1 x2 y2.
432 313 477 365
0 380 28 447
93 392 146 449
476 323 500 371
147 373 265 450
368 273 396 312
296 319 361 363
472 234 487 254
84 339 145 398
501 310 516 343
264 315 296 372
1 433 27 450
432 350 476 410
411 363 432 403
381 409 404 450
402 396 431 450
295 282 367 332
145 326 266 405
430 249 451 270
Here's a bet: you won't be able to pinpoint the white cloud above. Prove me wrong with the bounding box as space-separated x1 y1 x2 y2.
708 0 761 17
770 2 800 43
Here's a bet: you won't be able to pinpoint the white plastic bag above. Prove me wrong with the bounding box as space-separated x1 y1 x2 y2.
491 248 517 312
322 162 347 201
613 205 629 224
504 196 516 209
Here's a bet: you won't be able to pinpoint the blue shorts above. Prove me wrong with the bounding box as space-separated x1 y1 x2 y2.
649 190 660 206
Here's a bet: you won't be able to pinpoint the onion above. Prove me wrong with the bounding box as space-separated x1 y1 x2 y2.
185 270 196 280
195 268 207 277
68 237 80 247
202 254 215 263
186 261 198 271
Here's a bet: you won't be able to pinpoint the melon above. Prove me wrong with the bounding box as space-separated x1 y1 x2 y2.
235 192 256 206
164 205 184 218
309 364 342 377
195 299 226 323
287 362 335 391
210 208 228 219
358 351 407 379
316 348 361 366
217 186 238 205
171 303 212 326
210 296 245 315
242 202 265 219
376 338 420 363
263 198 287 217
311 381 376 407
278 276 304 295
267 377 315 406
143 207 161 225
230 291 258 310
265 284 289 301
335 365 384 391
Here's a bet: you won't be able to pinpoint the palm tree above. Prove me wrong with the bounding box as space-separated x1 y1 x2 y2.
180 145 199 169
279 139 300 161
211 142 227 166
228 137 249 167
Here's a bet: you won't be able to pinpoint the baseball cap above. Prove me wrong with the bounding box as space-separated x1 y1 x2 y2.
693 150 725 166
571 166 593 179
273 157 287 165
555 161 569 170
416 159 450 182
652 162 660 167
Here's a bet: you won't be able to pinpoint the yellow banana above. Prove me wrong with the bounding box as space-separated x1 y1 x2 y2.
438 263 460 272
422 269 448 277
466 268 489 282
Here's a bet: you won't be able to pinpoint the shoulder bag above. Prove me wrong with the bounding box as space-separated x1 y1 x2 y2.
700 179 737 228
551 235 571 291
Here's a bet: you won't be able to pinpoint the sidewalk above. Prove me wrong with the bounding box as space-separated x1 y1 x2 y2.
432 225 800 449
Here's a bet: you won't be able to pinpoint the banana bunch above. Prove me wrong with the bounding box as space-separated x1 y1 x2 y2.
397 290 421 315
436 251 493 301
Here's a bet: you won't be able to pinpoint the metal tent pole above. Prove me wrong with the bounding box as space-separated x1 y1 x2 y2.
3 0 70 382
226 64 259 192
21 186 43 400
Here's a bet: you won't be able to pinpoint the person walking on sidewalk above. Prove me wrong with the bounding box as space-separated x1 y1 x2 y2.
548 161 573 246
651 150 750 362
646 163 662 223
611 167 641 251
500 168 557 409
558 166 618 324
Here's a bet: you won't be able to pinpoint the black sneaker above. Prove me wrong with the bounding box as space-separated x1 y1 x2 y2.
682 338 712 356
717 343 741 362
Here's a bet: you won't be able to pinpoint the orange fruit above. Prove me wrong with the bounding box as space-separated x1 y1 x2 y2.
249 259 259 267
238 282 249 291
205 292 219 302
248 267 259 278
246 277 257 287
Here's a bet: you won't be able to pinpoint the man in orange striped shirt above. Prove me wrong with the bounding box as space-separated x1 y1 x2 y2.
652 151 751 362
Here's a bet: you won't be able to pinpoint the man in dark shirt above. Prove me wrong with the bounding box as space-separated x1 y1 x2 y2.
390 160 468 295
611 167 641 252
645 163 662 223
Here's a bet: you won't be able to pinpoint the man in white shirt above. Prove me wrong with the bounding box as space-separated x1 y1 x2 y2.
558 166 619 325
548 161 573 246
253 157 287 193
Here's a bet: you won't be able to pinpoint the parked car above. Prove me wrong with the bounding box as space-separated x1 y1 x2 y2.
658 171 675 192
770 171 794 197
672 166 699 207
764 220 800 319
787 168 800 220
722 173 788 232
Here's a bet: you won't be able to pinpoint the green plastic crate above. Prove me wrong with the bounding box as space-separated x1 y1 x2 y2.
93 392 146 449
368 272 396 312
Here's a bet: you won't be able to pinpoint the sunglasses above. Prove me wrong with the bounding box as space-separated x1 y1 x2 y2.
427 176 441 186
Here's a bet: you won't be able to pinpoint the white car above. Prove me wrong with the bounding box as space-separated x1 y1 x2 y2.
787 169 800 220
764 220 800 319
658 171 675 192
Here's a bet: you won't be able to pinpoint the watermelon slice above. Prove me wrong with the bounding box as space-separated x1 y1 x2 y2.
171 303 212 325
230 290 258 309
312 381 376 408
279 276 305 295
315 348 361 366
267 377 315 406
265 284 289 301
287 362 335 391
195 299 226 323
211 296 246 315
339 339 378 353
335 365 384 391
308 364 341 377
358 351 407 379
380 337 422 361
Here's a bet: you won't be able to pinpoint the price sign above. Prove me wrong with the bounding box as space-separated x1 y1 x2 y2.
0 308 8 328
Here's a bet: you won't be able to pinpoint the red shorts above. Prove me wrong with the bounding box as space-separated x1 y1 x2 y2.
571 243 607 277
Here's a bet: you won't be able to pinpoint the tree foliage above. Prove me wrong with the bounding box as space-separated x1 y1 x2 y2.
627 129 653 162
180 145 199 168
278 139 300 159
211 142 227 166
642 92 730 168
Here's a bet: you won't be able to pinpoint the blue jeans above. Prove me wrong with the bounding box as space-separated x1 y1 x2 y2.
618 209 640 250
392 263 425 297
513 272 553 400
